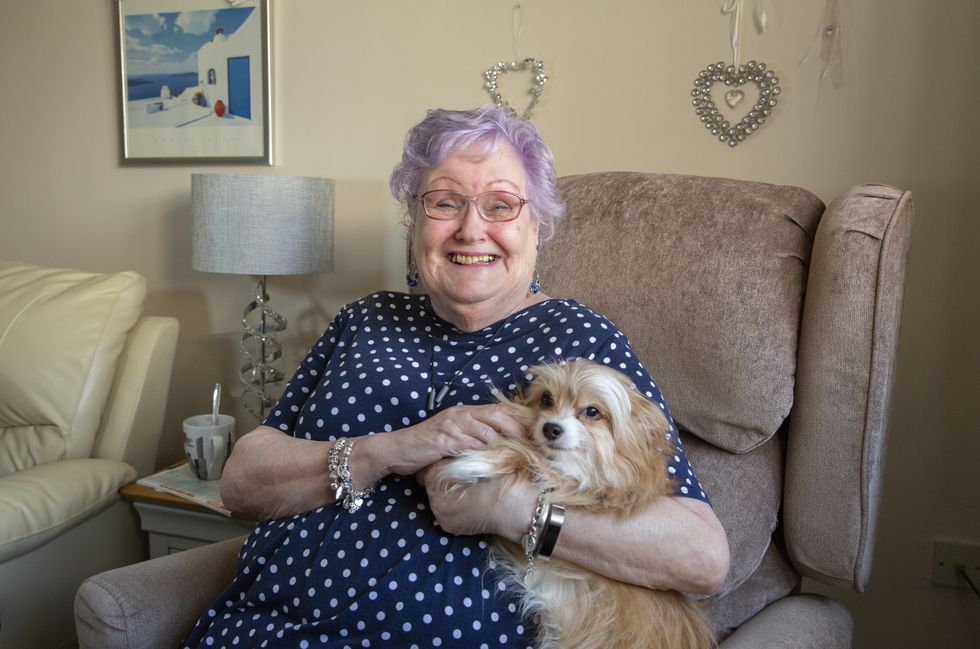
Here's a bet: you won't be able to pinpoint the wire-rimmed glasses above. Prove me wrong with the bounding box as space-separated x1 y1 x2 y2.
417 190 529 222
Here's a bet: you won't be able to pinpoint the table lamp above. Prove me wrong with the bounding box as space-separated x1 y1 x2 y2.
192 173 334 421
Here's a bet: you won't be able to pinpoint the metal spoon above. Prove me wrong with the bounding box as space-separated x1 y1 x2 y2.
211 383 221 425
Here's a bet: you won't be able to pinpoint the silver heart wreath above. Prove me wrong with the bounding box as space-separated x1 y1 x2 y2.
483 58 548 120
691 60 781 147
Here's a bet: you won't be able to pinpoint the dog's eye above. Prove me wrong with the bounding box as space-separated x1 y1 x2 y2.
539 392 554 408
582 406 602 420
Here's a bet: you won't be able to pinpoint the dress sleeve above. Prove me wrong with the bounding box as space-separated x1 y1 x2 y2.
262 308 349 435
588 326 710 504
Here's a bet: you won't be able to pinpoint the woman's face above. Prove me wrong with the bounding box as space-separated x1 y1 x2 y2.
413 143 540 331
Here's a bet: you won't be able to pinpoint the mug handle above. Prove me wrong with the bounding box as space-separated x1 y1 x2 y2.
211 434 226 461
210 435 227 478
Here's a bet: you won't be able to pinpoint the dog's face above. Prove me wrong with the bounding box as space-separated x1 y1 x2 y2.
512 360 672 492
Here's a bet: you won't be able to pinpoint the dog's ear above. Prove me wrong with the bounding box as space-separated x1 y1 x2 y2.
495 380 537 431
616 385 674 472
511 363 550 406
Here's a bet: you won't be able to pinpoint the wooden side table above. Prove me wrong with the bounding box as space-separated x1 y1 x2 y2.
119 482 255 558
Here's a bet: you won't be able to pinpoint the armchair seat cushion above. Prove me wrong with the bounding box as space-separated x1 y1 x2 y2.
0 458 136 562
719 594 853 649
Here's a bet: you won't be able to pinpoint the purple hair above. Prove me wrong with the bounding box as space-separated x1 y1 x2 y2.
389 105 565 242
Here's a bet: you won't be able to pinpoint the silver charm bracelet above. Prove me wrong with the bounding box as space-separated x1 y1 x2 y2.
328 437 375 513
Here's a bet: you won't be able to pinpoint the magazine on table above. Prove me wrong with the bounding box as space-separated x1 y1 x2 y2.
137 462 231 516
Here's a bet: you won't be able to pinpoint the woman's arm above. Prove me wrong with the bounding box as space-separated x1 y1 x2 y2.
419 470 730 596
220 404 528 521
219 425 334 521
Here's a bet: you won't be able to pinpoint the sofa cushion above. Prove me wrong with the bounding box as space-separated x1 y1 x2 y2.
0 261 145 476
0 457 136 562
543 172 824 452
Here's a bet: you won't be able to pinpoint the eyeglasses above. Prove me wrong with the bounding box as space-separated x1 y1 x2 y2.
416 190 529 222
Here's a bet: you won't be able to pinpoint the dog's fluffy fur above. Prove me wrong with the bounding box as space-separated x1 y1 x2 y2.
433 359 716 649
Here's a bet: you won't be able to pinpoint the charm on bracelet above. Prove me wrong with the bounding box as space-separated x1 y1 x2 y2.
328 437 375 513
521 489 555 577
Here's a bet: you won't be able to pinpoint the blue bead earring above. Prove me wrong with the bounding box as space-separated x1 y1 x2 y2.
406 259 419 290
529 269 541 294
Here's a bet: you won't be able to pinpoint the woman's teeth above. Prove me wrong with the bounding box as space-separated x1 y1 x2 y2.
450 254 497 265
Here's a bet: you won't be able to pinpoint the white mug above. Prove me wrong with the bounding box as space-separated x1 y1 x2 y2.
183 414 235 481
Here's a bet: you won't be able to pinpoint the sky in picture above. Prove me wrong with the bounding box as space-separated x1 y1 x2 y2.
125 7 253 76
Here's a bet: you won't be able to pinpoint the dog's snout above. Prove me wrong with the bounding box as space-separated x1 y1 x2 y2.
542 422 564 440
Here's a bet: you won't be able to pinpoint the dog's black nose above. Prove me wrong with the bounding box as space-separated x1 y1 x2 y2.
542 422 564 440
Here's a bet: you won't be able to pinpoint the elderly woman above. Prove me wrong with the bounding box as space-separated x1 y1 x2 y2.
183 106 729 649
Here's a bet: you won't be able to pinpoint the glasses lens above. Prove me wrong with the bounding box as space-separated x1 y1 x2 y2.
422 190 464 220
477 192 523 221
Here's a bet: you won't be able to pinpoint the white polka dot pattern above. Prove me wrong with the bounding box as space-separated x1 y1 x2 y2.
182 293 707 648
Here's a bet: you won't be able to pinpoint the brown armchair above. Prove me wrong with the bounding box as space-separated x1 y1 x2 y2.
75 172 912 648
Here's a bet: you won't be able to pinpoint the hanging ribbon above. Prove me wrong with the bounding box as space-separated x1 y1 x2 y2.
721 0 771 68
720 0 742 67
752 0 773 33
799 0 845 90
512 3 524 62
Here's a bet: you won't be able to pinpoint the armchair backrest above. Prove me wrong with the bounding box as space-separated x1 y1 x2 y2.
538 172 912 632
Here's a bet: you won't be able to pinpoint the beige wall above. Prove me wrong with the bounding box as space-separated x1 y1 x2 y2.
1 1 977 646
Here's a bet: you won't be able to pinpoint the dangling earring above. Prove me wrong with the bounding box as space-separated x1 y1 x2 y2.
529 268 541 294
406 258 419 290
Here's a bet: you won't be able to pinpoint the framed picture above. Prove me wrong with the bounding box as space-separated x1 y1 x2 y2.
117 0 272 164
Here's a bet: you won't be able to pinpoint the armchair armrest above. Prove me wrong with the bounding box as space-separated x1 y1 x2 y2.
719 594 852 649
75 535 243 649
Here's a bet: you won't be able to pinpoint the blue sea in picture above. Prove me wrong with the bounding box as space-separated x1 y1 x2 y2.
127 72 198 101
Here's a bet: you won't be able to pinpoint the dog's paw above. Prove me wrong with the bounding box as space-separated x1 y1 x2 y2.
436 452 500 487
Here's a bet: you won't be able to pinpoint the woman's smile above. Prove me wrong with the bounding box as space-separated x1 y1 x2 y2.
449 253 499 265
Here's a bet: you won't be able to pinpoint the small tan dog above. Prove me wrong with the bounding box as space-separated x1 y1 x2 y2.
433 359 716 649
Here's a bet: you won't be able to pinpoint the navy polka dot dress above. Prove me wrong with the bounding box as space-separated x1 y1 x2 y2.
182 292 708 649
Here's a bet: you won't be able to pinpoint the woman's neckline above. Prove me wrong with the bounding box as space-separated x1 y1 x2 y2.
421 293 560 335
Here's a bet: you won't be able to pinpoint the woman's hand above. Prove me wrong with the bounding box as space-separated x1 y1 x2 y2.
355 403 527 485
418 463 538 539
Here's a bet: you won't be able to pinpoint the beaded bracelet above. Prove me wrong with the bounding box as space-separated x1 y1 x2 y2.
328 437 375 513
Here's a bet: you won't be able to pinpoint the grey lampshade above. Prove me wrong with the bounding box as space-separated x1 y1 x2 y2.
192 173 334 276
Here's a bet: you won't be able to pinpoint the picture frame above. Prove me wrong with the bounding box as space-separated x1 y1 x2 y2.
117 0 272 164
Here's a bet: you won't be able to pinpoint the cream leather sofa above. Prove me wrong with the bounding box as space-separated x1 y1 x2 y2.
0 260 179 649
